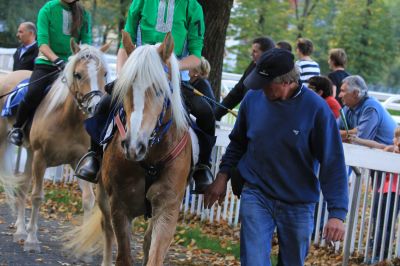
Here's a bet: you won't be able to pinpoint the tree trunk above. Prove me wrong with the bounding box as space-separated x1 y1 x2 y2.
198 0 234 100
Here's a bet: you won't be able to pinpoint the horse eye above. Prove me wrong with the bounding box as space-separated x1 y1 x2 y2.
104 72 108 77
73 72 82 80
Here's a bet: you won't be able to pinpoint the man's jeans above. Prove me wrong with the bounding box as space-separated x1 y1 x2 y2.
240 185 315 266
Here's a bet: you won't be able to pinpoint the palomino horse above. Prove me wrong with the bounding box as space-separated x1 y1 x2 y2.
0 39 110 252
65 33 191 266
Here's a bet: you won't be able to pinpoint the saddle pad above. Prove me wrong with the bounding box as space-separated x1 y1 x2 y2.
84 105 125 148
1 78 30 117
189 127 199 166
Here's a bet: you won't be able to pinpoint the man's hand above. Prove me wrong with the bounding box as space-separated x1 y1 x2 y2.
204 172 228 209
323 218 345 242
340 128 357 143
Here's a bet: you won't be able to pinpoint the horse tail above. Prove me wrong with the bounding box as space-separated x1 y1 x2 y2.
0 141 27 213
63 204 105 257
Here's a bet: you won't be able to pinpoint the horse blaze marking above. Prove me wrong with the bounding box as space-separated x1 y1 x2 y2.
87 60 99 92
130 88 145 145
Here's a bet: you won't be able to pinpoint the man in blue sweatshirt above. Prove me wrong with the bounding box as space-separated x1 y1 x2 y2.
205 48 349 265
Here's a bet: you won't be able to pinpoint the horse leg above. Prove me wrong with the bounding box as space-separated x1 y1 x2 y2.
77 178 95 221
97 182 113 266
145 187 182 266
24 150 46 252
111 198 133 266
13 149 33 242
142 219 153 265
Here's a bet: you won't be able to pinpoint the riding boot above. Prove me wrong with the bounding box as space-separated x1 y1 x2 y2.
74 139 102 183
192 133 216 194
8 101 30 146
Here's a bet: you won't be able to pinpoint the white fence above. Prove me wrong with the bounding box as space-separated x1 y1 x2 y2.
3 47 400 264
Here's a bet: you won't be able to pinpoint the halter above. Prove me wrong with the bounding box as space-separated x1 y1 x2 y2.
61 60 104 116
62 75 103 115
148 64 174 147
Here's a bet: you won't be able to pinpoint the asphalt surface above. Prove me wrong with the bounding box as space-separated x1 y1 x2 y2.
0 201 105 266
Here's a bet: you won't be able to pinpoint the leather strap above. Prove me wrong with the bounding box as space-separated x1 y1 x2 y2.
115 113 126 139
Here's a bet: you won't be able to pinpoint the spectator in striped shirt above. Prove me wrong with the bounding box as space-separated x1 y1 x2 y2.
295 38 320 86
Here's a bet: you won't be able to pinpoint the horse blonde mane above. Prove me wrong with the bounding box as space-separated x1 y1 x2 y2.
45 44 110 114
113 44 188 133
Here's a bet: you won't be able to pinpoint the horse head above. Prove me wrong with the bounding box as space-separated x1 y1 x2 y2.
114 32 187 161
45 40 111 117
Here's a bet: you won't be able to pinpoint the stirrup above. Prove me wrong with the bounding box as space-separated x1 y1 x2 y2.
8 127 24 146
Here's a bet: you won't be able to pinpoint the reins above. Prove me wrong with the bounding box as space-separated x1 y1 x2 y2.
0 69 61 99
182 82 238 117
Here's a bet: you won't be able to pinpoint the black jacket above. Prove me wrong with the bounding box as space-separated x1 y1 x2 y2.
13 43 39 71
214 62 255 121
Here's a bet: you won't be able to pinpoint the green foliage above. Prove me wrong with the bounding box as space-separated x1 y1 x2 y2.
0 0 47 47
331 0 398 85
228 0 400 88
82 0 131 47
228 0 292 72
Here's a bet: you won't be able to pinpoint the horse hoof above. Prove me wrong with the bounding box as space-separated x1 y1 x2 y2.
13 233 27 242
23 241 41 253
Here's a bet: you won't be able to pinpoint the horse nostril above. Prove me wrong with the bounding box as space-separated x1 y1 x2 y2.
137 142 146 155
121 139 127 149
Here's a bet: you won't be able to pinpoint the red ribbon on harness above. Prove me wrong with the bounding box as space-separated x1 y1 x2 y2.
159 131 189 165
115 113 126 139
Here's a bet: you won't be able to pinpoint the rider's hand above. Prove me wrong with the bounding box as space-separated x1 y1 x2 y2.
204 172 228 209
53 58 66 71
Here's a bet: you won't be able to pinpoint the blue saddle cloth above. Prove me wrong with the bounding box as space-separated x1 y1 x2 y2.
1 78 30 117
84 105 125 146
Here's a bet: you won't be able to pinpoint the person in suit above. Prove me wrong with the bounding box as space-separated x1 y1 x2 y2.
13 22 39 71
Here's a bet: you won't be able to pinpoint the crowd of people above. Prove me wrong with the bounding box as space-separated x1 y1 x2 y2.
5 0 399 264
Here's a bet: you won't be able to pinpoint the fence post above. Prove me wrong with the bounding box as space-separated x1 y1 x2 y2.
343 166 362 266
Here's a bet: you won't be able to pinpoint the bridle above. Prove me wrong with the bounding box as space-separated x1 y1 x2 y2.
61 59 105 115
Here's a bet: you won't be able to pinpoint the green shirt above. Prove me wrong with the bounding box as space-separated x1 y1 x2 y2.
124 0 204 58
36 0 91 65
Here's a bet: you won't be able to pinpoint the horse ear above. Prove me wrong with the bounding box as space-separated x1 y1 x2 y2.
70 38 80 54
100 41 112 53
121 30 135 56
158 32 174 62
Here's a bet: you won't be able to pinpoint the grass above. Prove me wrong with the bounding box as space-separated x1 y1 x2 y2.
44 184 82 214
175 225 240 259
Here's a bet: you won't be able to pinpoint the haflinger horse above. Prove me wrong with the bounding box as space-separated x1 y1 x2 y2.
0 39 110 252
65 32 192 266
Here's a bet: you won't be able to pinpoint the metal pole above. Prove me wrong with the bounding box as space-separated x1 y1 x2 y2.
343 166 362 266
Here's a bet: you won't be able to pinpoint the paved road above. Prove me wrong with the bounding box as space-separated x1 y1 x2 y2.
0 201 105 266
0 200 191 266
